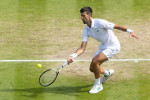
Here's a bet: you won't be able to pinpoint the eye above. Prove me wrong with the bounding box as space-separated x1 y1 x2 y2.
82 15 85 17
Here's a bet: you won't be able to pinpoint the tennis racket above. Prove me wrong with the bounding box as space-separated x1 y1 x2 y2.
39 62 68 87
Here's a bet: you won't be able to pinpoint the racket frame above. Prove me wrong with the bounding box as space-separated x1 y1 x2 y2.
39 62 68 87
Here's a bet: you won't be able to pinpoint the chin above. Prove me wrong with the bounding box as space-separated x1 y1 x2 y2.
82 21 86 24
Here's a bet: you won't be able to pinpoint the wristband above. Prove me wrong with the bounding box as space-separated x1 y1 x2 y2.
70 53 78 58
126 29 133 34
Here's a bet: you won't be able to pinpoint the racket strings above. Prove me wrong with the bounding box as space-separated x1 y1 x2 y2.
40 70 57 86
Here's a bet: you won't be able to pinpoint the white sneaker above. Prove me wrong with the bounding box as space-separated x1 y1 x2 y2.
89 84 103 94
101 69 114 84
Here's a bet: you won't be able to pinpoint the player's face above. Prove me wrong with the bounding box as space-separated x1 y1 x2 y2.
81 12 91 24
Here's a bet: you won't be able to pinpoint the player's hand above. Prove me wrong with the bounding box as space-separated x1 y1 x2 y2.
67 57 74 64
129 32 139 39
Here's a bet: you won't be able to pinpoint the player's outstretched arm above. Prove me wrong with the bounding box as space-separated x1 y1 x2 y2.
114 24 139 39
67 41 88 64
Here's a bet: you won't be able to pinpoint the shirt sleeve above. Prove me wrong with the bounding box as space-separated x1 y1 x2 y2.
82 26 88 42
98 19 115 30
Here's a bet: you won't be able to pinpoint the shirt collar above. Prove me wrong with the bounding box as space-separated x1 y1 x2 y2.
87 18 94 29
91 18 95 28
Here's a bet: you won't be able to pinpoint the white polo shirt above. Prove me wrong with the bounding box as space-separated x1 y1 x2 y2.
82 18 120 50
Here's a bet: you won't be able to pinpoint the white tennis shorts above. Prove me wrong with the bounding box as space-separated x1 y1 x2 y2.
94 48 120 60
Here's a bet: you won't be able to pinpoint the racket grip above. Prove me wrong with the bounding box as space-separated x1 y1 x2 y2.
62 61 68 67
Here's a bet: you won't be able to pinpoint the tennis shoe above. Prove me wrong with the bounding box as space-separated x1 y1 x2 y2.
101 69 114 84
89 84 103 94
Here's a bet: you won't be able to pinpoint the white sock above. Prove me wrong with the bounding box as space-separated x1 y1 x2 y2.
95 78 100 85
104 70 109 76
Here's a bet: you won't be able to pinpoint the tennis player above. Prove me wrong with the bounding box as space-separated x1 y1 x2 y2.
67 7 139 94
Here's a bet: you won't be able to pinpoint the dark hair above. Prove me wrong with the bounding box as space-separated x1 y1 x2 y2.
80 7 92 15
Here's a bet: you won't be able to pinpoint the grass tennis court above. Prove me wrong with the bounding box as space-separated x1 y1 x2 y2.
0 62 150 100
0 0 150 100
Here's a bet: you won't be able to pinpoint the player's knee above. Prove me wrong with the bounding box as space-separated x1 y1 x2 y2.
89 67 94 72
92 58 99 65
89 59 99 72
92 57 103 66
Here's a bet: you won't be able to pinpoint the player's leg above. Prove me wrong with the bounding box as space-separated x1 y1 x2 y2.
89 52 108 94
100 48 120 84
90 52 108 78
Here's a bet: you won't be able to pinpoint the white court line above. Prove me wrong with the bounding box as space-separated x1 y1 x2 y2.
0 59 149 62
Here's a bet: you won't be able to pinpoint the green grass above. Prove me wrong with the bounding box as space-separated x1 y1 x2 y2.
0 62 150 100
0 0 150 60
0 0 150 100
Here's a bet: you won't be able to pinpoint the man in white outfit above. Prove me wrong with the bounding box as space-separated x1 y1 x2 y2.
67 7 139 94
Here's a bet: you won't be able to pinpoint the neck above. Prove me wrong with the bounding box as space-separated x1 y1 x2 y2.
87 18 92 28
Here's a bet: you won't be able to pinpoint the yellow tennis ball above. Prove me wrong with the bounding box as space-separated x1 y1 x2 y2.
37 64 42 68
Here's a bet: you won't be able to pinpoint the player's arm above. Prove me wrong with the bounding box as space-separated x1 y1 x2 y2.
67 41 87 63
114 24 139 39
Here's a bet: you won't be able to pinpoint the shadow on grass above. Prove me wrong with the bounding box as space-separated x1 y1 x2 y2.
0 84 92 98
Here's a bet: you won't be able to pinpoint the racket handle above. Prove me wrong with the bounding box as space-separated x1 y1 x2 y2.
62 61 68 67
